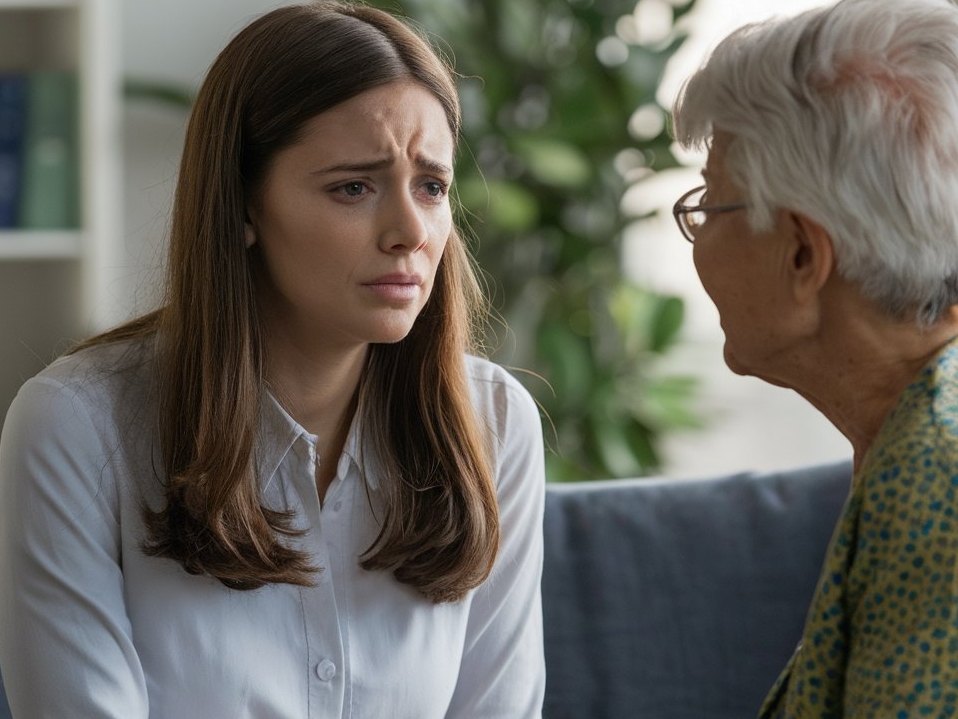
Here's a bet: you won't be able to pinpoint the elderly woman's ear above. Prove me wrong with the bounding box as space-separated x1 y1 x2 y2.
787 212 834 305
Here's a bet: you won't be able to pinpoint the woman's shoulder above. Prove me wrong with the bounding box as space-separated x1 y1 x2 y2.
464 354 541 437
463 356 545 507
13 337 156 426
44 335 152 384
465 354 534 403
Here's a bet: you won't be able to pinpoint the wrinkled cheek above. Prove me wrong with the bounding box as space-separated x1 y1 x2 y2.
692 262 717 305
691 246 725 307
691 244 708 284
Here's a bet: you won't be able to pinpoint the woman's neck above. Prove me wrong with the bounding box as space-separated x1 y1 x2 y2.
264 329 367 500
780 309 958 472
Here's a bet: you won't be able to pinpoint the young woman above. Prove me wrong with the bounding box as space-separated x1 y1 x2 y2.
0 3 546 717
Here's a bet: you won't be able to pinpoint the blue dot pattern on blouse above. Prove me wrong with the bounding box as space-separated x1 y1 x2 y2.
759 337 958 719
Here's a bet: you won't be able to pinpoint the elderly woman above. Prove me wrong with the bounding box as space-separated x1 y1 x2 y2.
671 0 958 715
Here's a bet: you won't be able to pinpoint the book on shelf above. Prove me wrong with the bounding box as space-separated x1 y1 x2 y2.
0 74 28 229
18 70 79 230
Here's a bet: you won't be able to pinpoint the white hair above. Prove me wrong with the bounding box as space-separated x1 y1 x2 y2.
673 0 958 325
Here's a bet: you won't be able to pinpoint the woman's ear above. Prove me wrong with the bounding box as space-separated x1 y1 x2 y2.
788 212 834 304
244 208 257 248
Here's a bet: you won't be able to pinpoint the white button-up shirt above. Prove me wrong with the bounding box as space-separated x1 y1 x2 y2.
0 341 545 718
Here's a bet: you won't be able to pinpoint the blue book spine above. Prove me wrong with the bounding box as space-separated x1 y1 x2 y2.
0 74 27 229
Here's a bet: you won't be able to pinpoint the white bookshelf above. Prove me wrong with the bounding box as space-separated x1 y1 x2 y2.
0 0 121 418
0 1 79 8
0 229 80 258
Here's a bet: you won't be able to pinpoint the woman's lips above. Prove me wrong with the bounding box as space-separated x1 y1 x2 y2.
362 274 422 302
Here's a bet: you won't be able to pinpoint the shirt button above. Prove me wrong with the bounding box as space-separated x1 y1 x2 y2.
316 659 337 682
332 500 343 512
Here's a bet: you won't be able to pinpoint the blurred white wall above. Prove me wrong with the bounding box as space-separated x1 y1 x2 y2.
118 0 852 478
119 0 285 316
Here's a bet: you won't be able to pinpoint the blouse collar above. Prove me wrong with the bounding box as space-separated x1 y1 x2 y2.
255 391 382 494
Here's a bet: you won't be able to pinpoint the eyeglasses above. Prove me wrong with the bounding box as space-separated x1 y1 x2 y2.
672 185 748 243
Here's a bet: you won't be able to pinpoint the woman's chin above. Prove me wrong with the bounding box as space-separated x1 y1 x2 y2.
722 345 752 377
368 322 418 346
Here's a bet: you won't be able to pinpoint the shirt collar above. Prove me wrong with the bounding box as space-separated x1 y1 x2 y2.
340 408 383 491
255 392 381 493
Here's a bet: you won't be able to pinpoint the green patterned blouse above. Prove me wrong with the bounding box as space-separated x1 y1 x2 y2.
759 337 958 719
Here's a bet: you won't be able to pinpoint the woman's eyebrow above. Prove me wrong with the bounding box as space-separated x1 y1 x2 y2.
314 155 452 176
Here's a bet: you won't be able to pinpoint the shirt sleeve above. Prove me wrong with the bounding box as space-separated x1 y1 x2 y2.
0 376 149 718
841 435 958 715
444 370 546 719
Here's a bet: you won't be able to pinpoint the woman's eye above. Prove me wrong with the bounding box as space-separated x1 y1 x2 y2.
341 181 366 197
421 181 448 200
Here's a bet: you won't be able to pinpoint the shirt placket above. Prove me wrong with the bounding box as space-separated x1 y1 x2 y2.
289 436 348 718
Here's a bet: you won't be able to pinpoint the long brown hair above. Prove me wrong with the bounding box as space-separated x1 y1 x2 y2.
76 2 497 602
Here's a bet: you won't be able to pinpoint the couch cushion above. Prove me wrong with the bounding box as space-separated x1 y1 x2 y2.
542 461 852 719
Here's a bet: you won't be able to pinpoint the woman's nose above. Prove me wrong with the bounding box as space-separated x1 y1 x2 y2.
378 192 428 253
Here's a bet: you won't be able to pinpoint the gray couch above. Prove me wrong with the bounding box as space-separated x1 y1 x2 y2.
542 460 851 719
0 460 851 719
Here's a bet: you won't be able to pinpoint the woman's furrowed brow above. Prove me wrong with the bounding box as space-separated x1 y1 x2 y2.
314 158 392 175
314 155 452 176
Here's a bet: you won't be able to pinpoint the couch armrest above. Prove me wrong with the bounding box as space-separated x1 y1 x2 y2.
542 460 852 719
